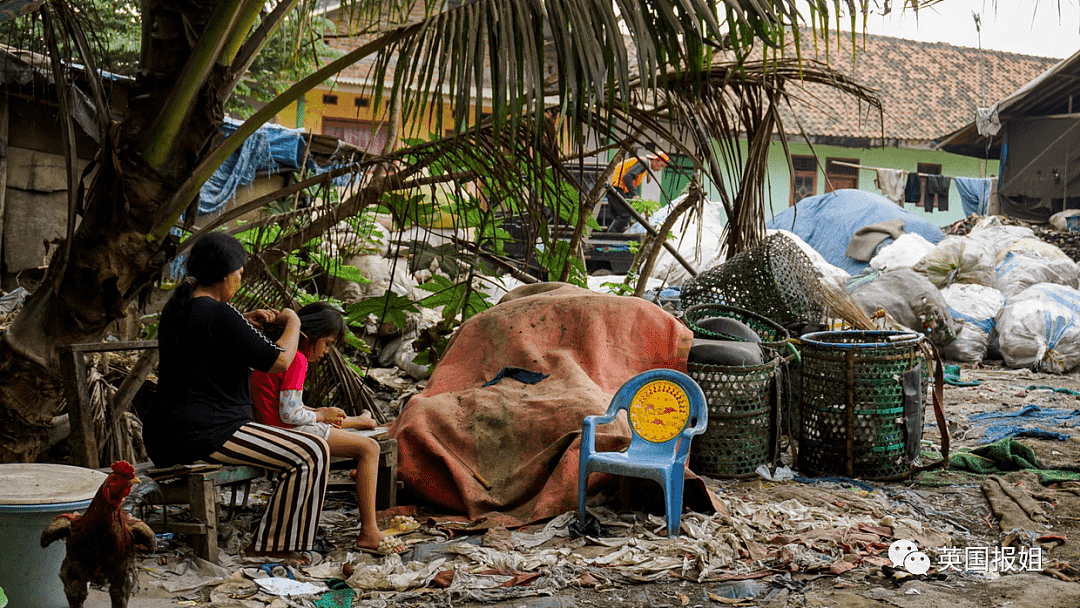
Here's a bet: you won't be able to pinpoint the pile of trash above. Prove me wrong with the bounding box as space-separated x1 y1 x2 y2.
135 478 964 607
858 216 1080 373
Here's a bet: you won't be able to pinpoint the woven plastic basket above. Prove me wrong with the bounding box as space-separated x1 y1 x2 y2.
682 303 791 354
797 330 926 480
687 357 780 479
683 302 800 447
680 233 826 329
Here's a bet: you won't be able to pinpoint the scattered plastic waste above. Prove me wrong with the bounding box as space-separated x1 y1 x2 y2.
756 464 795 481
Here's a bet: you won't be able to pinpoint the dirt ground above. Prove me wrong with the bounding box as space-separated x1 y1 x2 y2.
77 361 1080 608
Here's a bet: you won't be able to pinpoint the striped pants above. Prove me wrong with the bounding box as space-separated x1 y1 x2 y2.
207 423 330 552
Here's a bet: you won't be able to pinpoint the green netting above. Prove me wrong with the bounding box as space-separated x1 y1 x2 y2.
688 358 780 479
797 331 926 480
680 233 827 329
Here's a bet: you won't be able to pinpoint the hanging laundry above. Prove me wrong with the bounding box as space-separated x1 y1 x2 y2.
954 177 994 216
904 172 922 205
874 168 907 205
925 175 951 212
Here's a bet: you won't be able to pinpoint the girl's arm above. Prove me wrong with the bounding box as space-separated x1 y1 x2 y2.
278 389 317 426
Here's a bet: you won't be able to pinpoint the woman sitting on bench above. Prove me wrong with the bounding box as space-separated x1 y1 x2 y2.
250 302 407 556
142 232 327 566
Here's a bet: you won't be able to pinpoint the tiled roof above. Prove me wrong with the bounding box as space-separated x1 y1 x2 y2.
777 30 1060 146
317 18 1060 147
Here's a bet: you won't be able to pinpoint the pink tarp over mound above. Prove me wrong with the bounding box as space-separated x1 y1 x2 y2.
388 283 719 528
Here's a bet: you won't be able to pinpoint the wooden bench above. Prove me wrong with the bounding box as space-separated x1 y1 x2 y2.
329 431 400 510
61 341 400 564
145 435 399 564
146 463 265 564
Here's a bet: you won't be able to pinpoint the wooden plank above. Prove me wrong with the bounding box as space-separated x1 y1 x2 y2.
58 347 97 469
201 465 263 485
377 439 398 510
0 91 8 268
152 521 207 535
188 473 218 563
107 348 159 431
66 340 157 354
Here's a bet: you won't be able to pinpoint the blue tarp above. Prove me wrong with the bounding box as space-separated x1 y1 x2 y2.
765 189 946 275
198 118 344 217
169 119 349 280
968 404 1080 443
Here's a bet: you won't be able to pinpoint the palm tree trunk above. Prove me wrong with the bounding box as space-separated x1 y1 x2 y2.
0 0 223 462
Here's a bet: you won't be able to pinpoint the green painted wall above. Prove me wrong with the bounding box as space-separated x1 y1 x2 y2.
698 140 999 228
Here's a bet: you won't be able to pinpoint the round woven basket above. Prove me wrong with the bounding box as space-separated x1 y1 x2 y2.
680 233 826 329
682 303 791 353
687 357 780 479
797 330 926 480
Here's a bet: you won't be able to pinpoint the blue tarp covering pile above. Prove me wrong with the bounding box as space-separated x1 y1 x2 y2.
169 119 350 280
766 189 945 275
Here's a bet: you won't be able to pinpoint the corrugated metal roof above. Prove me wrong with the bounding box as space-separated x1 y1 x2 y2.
937 47 1080 157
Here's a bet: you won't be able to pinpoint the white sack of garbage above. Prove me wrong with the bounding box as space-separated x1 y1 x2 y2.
996 283 1080 373
939 284 1004 363
869 232 935 271
914 235 996 288
631 195 728 287
965 217 1035 258
995 249 1080 301
849 267 959 347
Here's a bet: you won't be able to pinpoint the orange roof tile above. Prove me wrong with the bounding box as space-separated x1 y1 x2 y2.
778 30 1059 145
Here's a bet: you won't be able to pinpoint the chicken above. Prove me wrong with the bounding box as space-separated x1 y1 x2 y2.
40 461 157 608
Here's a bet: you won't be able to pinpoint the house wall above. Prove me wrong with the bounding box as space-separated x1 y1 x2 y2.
276 85 468 151
693 140 999 228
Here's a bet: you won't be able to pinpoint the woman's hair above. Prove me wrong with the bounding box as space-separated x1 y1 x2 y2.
159 232 247 342
298 302 346 345
186 232 247 285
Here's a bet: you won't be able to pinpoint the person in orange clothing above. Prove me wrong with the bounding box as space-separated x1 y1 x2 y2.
605 151 670 232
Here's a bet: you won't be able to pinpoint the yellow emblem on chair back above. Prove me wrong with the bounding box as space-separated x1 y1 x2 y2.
628 380 690 443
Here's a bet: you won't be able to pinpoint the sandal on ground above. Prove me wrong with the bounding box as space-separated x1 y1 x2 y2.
355 536 409 556
382 515 421 537
245 548 320 567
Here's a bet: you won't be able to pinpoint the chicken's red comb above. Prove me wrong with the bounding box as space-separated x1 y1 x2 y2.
110 460 136 478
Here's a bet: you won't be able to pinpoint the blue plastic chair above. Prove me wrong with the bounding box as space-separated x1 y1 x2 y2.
577 369 708 537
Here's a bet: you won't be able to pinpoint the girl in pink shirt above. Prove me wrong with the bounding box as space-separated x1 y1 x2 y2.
251 302 406 555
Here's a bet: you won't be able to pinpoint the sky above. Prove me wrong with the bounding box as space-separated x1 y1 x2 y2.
853 0 1080 59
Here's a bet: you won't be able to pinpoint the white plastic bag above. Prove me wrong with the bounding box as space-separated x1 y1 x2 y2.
995 250 1080 300
645 196 728 287
939 284 1004 363
996 237 1073 265
914 235 996 288
869 232 935 271
996 283 1080 373
966 220 1035 259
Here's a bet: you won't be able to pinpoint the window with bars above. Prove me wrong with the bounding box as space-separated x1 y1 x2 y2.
791 155 817 204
